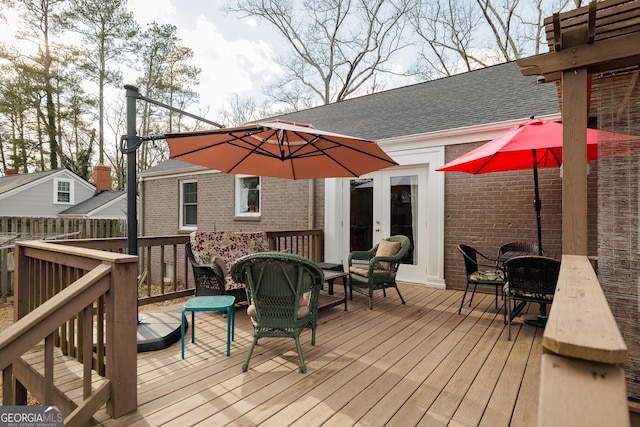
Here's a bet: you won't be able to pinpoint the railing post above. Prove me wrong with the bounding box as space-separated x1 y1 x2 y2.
104 258 138 417
13 244 29 320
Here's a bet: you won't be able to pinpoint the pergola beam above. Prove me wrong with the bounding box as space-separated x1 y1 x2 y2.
518 32 640 81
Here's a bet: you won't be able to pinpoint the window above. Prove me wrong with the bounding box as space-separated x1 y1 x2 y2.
235 176 260 216
180 180 197 229
54 178 73 204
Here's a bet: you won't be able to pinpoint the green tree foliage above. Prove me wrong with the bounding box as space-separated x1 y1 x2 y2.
60 0 139 166
13 0 67 170
0 1 200 182
134 22 201 171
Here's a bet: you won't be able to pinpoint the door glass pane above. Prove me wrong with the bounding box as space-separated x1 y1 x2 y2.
390 175 417 265
350 178 373 251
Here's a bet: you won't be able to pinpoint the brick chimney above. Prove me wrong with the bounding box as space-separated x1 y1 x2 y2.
93 165 112 193
4 169 17 176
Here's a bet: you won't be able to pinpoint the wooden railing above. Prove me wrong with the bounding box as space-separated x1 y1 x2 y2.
0 241 138 424
266 229 324 262
538 255 629 426
53 230 324 306
0 229 321 424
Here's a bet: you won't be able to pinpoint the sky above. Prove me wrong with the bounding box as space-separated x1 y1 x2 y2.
0 0 288 123
126 0 285 117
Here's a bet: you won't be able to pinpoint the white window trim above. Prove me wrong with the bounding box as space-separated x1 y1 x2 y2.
53 178 74 205
235 175 261 217
179 179 198 231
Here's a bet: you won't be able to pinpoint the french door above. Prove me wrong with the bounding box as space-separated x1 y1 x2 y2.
346 166 427 283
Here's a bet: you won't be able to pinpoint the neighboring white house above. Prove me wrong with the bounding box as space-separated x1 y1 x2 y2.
0 168 128 219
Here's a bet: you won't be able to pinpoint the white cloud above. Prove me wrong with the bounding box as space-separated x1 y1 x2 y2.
179 15 282 112
128 0 176 26
124 1 282 113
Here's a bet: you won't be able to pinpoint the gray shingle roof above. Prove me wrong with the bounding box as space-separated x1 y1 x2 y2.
58 190 125 215
0 169 62 194
272 61 558 140
139 159 205 177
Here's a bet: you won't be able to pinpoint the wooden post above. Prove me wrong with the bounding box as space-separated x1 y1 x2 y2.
12 244 28 404
561 28 589 256
104 258 138 417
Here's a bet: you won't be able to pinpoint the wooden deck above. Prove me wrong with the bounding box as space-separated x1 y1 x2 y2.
83 284 542 425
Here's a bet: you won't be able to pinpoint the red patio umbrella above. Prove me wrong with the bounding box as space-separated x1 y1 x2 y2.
167 120 397 180
437 117 638 254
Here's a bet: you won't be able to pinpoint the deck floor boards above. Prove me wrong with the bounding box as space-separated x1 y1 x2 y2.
39 283 542 426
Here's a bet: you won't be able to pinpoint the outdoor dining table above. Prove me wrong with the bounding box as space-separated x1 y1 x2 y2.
317 270 349 311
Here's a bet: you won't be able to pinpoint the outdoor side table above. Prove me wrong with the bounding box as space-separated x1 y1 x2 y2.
181 295 235 358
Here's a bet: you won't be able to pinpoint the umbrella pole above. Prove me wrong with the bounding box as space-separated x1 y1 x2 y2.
532 149 543 255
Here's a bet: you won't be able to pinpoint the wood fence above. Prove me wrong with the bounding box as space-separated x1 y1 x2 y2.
0 217 127 302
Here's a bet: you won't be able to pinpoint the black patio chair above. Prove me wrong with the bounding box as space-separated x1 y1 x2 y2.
503 255 561 340
498 241 541 258
185 241 248 304
457 244 506 314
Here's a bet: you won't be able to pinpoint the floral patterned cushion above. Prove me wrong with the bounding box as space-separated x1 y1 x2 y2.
469 270 505 284
503 284 554 301
189 231 234 265
190 231 269 291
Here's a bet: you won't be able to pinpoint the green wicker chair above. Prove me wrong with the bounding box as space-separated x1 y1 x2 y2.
230 252 324 373
348 235 410 310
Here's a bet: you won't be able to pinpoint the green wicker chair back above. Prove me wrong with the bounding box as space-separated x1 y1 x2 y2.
347 235 410 310
230 252 323 373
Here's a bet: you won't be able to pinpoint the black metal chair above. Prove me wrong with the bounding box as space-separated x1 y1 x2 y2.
503 256 561 340
457 244 506 314
498 241 540 258
185 242 248 304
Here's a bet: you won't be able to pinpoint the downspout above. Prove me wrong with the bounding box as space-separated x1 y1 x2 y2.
139 177 145 237
308 179 315 229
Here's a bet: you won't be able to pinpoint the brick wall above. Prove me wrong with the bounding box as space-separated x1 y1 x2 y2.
141 172 325 236
141 171 326 290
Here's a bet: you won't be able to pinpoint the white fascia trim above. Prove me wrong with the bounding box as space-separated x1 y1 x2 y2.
377 113 562 151
138 166 213 181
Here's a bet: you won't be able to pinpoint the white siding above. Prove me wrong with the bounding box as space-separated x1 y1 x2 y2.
89 196 129 219
0 171 95 217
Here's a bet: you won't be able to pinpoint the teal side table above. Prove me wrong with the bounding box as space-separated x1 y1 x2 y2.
181 295 235 358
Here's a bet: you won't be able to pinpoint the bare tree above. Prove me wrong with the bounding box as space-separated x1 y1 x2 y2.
224 0 414 106
218 94 278 127
410 0 485 80
410 0 600 79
